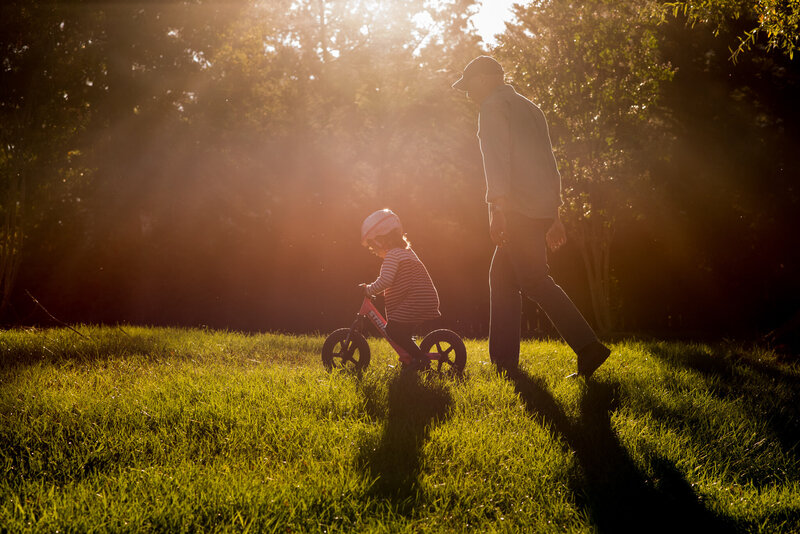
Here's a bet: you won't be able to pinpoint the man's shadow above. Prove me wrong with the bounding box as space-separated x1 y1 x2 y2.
646 342 800 470
508 370 738 533
357 370 452 514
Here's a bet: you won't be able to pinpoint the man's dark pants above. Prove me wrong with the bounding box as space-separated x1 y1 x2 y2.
489 211 598 370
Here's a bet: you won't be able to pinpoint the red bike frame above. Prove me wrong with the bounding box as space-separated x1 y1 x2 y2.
353 297 413 363
325 296 465 373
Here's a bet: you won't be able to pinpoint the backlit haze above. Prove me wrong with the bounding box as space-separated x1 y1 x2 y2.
472 0 517 45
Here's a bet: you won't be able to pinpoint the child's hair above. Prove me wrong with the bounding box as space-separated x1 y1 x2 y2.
376 228 411 250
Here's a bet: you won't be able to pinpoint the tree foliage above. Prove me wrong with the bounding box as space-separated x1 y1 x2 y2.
1 0 486 328
495 0 675 332
0 2 100 313
663 0 800 60
1 0 797 337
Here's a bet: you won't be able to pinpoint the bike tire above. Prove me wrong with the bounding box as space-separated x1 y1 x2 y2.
321 328 371 371
419 329 466 375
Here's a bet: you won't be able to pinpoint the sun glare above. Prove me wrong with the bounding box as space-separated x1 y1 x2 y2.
471 0 517 45
409 0 516 52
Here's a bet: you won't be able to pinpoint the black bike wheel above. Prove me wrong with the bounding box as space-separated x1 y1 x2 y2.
419 329 466 374
321 328 371 371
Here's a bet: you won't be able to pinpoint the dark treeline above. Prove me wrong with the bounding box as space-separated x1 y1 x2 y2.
2 1 799 341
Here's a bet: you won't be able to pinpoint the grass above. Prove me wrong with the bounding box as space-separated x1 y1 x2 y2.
1 326 799 533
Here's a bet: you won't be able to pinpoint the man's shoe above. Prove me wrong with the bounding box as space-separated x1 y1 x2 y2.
577 342 611 379
494 362 520 379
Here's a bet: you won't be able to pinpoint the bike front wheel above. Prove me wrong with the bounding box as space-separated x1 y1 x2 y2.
322 328 371 371
419 329 466 374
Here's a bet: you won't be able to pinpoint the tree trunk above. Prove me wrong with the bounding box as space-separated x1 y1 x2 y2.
0 174 25 316
318 0 329 62
573 216 615 335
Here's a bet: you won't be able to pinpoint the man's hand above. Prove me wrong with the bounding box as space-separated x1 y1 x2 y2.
546 218 566 251
358 283 370 297
489 206 507 247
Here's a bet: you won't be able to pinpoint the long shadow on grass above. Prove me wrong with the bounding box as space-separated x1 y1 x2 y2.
357 370 452 513
1 330 168 366
508 371 738 533
646 343 800 472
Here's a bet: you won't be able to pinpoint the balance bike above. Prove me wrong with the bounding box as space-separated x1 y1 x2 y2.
322 296 466 374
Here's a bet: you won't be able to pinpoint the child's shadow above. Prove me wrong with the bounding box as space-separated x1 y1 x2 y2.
508 370 738 533
357 370 452 513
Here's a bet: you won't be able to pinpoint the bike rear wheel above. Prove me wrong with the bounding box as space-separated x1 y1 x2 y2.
322 328 371 371
419 329 466 375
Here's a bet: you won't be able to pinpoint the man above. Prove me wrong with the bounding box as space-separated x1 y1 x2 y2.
452 55 611 378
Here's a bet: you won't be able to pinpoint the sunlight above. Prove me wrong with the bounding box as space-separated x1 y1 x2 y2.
471 0 517 45
412 0 518 47
412 10 435 29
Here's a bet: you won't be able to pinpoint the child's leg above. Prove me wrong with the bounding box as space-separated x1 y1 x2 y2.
385 321 427 363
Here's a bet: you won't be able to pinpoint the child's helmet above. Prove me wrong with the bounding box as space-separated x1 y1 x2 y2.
361 209 402 246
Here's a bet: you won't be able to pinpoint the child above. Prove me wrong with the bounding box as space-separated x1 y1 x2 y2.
360 209 440 369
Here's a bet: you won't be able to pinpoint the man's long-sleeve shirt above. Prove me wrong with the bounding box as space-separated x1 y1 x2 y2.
478 84 563 219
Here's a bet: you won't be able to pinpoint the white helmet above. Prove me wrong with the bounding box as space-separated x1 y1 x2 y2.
361 209 403 246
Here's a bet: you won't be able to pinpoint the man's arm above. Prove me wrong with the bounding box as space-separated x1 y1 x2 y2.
478 99 512 207
479 98 512 247
489 202 507 247
546 214 567 251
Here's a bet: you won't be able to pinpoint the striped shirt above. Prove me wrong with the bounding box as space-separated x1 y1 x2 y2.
366 247 441 323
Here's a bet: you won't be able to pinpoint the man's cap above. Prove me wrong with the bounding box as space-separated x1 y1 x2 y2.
451 56 504 91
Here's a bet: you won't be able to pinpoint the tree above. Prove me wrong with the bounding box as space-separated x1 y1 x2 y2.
663 0 800 60
1 1 250 321
495 0 675 333
192 0 487 330
3 0 489 330
0 2 100 315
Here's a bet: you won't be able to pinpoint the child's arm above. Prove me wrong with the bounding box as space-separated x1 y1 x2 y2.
365 251 399 296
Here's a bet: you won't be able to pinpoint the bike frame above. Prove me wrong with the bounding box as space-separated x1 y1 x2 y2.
346 297 414 363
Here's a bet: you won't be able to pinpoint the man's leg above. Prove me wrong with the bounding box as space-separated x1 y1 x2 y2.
489 245 522 371
503 213 599 355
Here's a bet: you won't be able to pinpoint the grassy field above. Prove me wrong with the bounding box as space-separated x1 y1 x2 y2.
1 327 799 533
